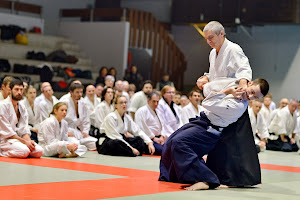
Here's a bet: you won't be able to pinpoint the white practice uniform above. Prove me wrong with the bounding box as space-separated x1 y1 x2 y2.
0 91 5 101
39 96 58 121
260 104 273 126
181 102 204 125
34 93 45 105
59 92 71 101
135 104 162 139
20 97 42 130
156 98 181 138
38 115 87 157
95 101 114 131
101 110 152 146
0 97 43 158
62 96 97 150
83 95 100 127
204 38 252 82
269 106 297 138
248 108 269 145
202 79 248 128
128 91 147 113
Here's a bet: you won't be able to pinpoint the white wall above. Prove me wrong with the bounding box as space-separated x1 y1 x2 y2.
172 24 300 103
58 21 129 79
18 0 95 35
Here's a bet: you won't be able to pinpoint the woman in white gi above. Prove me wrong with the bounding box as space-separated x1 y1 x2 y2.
95 86 114 131
83 85 100 127
97 95 155 156
38 102 87 157
20 85 41 143
156 85 181 138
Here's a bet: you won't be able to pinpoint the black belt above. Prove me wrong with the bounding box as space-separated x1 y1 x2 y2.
199 112 224 132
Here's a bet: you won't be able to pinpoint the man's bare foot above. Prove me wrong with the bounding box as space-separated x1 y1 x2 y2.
185 182 209 190
218 184 229 188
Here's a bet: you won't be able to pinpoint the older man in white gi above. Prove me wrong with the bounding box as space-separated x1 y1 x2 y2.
181 89 204 125
62 83 97 150
0 79 43 158
248 100 269 152
39 84 58 121
128 80 153 120
83 85 100 127
268 99 299 152
135 91 164 155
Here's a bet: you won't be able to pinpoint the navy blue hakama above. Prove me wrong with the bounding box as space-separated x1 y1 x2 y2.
159 113 221 189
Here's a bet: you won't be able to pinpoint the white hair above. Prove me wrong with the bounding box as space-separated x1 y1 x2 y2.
203 21 226 36
105 75 115 82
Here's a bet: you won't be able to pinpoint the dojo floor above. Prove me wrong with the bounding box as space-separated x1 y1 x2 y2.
0 150 300 200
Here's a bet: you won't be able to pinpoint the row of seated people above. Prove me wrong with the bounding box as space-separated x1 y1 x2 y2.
248 96 300 153
1 75 299 159
0 75 202 158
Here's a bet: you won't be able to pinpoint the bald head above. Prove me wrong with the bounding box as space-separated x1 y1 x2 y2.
86 85 95 99
115 80 123 90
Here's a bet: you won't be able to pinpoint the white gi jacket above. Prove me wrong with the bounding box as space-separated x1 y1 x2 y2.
135 104 162 139
20 97 42 130
59 92 71 101
83 95 100 127
269 106 297 137
38 115 87 157
259 104 273 126
101 110 152 147
39 96 58 121
0 97 43 157
156 98 181 138
128 91 147 113
34 93 45 105
0 91 4 101
95 101 114 130
248 108 269 145
181 102 204 125
62 96 90 138
202 79 248 127
204 38 252 82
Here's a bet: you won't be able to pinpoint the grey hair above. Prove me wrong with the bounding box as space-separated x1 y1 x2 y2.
105 75 115 82
289 99 299 104
203 21 226 36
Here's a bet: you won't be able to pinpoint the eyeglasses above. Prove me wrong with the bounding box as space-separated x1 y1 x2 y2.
118 101 127 105
166 91 175 94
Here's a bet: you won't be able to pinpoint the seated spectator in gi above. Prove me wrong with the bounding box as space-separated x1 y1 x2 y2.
38 102 87 158
181 89 204 125
105 75 115 88
95 86 115 131
156 73 175 91
35 82 51 104
115 80 130 105
270 98 289 122
248 100 269 153
0 76 14 101
128 80 153 120
83 85 100 127
174 91 181 106
0 78 43 158
268 99 299 152
95 83 104 100
135 92 164 155
20 85 42 143
59 80 82 101
39 84 58 121
97 95 155 156
61 83 97 150
294 116 300 153
260 94 273 126
95 66 108 85
180 95 190 108
156 85 182 138
159 78 269 190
